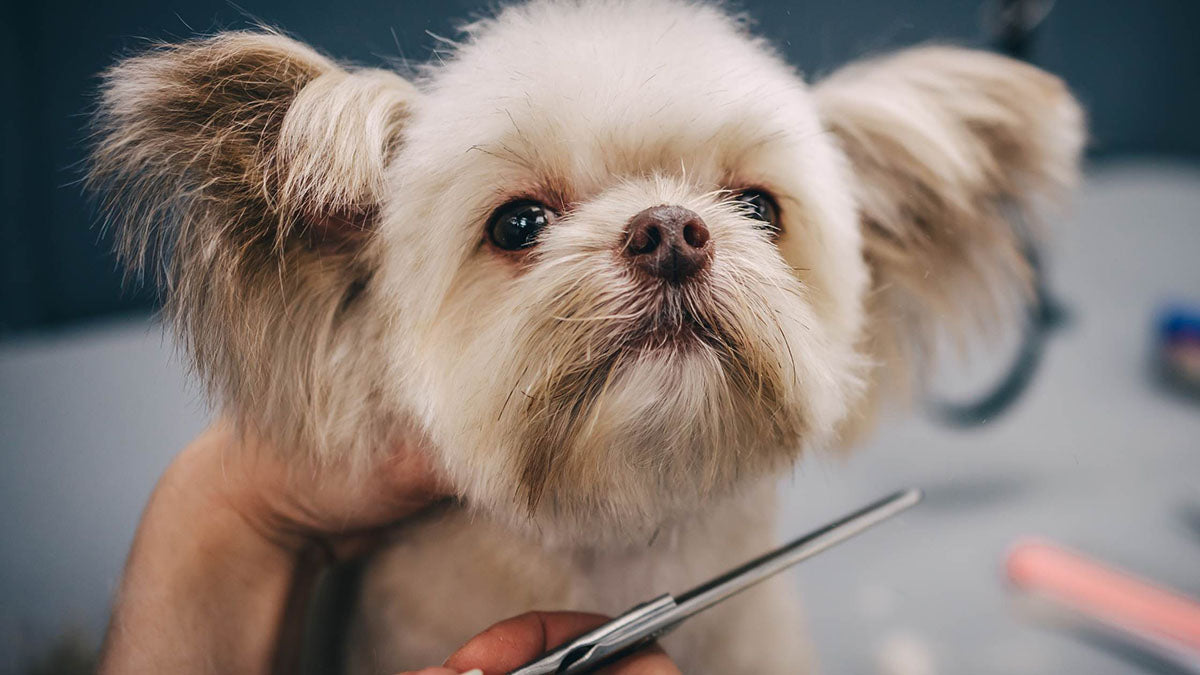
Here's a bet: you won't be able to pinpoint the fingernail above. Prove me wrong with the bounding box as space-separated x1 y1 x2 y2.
460 670 483 675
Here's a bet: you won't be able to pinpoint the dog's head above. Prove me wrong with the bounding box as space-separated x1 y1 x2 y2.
91 0 1082 536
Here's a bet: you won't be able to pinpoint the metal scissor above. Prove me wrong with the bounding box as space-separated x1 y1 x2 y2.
509 488 922 674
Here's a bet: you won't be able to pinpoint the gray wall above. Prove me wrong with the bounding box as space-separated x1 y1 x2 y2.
3 0 1197 335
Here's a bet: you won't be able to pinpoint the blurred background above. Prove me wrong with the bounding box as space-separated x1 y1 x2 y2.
2 1 1198 673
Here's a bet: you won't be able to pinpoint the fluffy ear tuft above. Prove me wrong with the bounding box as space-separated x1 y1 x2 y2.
89 32 417 461
815 46 1085 399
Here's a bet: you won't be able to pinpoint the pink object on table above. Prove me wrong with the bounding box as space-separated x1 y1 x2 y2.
1007 539 1200 657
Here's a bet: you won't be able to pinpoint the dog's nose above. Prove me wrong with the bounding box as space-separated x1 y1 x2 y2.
624 205 711 283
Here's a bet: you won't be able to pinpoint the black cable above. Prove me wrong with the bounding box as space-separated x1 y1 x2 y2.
930 232 1069 426
926 0 1068 427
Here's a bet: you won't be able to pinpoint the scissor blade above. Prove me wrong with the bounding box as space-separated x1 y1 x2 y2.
670 488 922 619
506 488 921 675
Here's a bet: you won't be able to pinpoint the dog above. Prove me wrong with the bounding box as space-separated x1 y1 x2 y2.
89 0 1084 671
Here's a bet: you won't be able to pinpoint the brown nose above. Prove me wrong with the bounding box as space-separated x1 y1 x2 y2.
624 205 711 283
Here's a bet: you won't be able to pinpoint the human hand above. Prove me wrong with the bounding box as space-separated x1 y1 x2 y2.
169 419 451 560
400 611 682 675
99 419 450 674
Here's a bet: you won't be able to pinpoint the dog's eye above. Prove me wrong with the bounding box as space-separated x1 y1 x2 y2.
734 189 781 235
488 200 556 251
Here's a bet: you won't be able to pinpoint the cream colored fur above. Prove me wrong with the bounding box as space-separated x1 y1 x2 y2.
89 0 1083 671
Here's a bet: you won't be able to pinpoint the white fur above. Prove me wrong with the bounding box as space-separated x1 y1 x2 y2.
374 0 869 536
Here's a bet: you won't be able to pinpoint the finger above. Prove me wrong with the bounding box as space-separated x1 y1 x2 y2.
379 440 455 502
395 669 459 675
442 611 608 673
443 611 679 675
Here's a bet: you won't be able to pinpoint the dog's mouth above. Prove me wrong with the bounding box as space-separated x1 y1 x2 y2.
623 304 709 353
513 279 803 516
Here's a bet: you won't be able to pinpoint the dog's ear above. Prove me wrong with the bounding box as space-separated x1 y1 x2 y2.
814 46 1084 398
89 32 416 459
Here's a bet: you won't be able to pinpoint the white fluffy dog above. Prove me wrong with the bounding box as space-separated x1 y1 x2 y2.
90 0 1083 671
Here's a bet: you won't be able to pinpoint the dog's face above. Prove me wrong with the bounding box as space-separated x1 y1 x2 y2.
91 0 1083 536
375 3 867 531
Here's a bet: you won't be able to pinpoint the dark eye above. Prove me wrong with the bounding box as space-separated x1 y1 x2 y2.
487 200 556 251
734 189 781 235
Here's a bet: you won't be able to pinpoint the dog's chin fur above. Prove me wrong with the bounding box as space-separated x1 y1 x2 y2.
89 0 1084 669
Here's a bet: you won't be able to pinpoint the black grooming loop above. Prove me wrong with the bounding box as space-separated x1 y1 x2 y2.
988 0 1056 61
928 223 1069 427
926 0 1067 427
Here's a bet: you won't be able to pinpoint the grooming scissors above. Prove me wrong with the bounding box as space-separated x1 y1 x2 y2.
508 488 922 674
